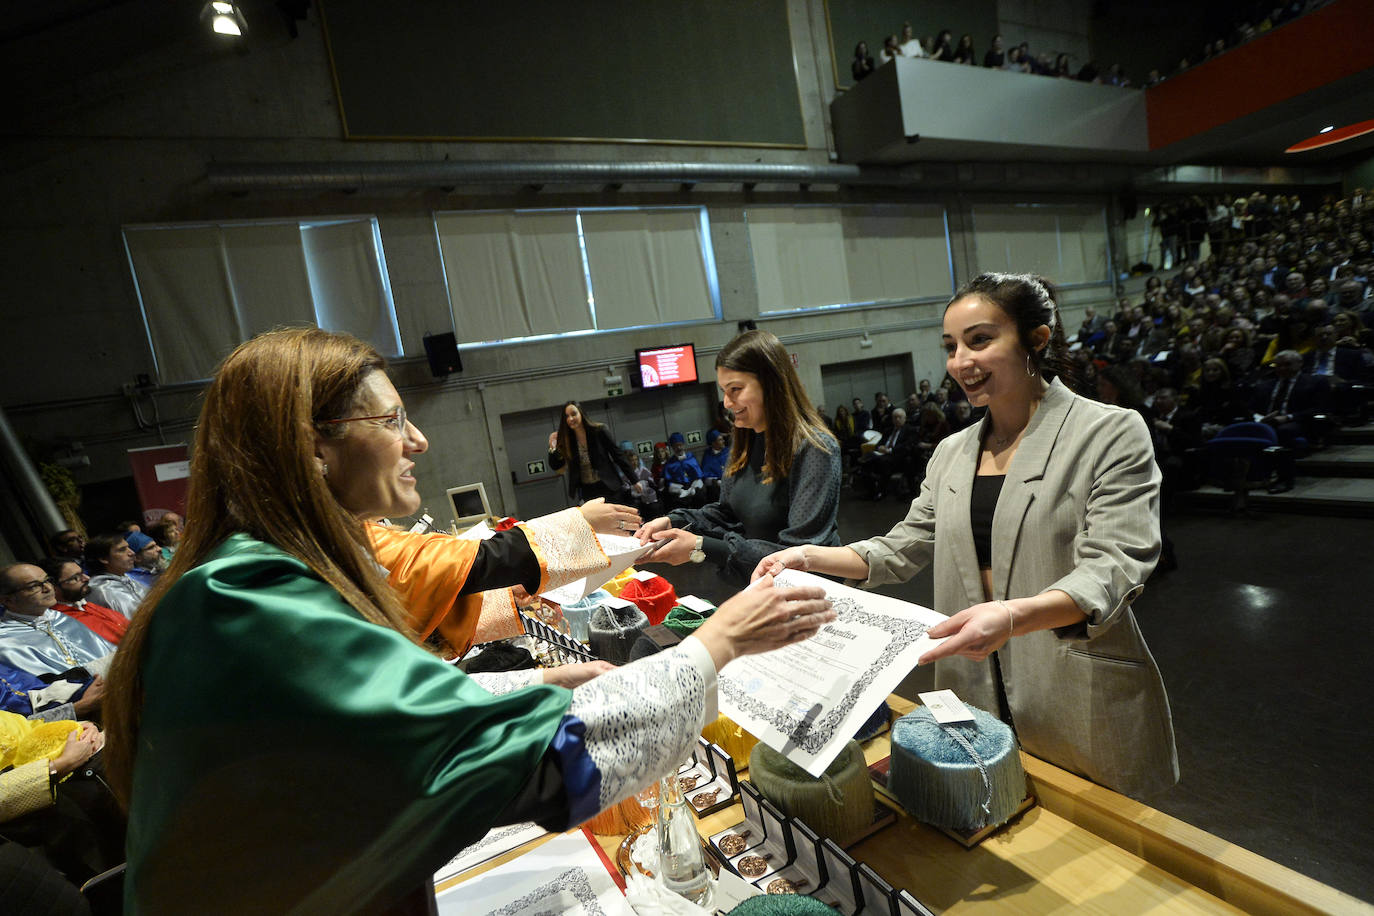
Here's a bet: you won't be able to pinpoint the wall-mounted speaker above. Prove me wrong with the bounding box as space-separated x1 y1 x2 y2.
423 332 461 377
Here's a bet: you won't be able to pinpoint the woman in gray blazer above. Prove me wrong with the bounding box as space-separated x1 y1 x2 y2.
756 273 1178 799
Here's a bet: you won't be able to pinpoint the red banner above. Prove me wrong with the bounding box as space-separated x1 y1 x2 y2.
127 444 189 526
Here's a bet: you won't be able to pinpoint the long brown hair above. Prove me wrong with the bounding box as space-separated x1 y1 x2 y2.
717 330 834 483
553 400 605 463
103 328 417 806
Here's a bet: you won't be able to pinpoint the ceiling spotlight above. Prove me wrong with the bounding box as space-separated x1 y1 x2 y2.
1319 125 1334 134
202 1 246 37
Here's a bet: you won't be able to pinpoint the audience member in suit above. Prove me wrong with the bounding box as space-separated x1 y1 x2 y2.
1306 324 1373 421
871 392 894 433
850 397 872 434
856 407 917 500
1190 358 1247 438
1146 387 1205 496
1252 350 1330 491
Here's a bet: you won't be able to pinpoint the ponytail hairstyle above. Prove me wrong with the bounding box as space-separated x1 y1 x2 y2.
716 330 834 483
950 273 1080 392
103 328 418 807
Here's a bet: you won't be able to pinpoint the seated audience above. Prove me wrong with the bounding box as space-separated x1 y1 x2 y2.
125 530 165 589
147 513 184 561
700 428 728 480
871 391 893 432
1191 358 1247 438
947 399 976 432
1252 350 1329 491
35 557 129 645
620 442 659 512
855 407 916 500
663 432 706 503
48 530 85 562
650 441 671 491
0 711 124 886
83 533 149 618
913 402 952 472
0 564 115 719
1307 323 1373 420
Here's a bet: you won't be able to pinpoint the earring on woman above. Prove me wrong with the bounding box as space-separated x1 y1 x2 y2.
1025 353 1036 376
321 463 329 477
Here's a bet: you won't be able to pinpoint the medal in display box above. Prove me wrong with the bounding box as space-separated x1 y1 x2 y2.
708 779 767 860
677 740 738 817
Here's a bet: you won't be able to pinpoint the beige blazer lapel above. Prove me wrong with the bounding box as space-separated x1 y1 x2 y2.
992 380 1075 599
947 413 988 608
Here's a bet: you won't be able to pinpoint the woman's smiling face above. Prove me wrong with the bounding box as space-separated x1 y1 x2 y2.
316 372 428 521
942 295 1040 409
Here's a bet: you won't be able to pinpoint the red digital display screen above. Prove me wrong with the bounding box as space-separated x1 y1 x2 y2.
637 344 698 389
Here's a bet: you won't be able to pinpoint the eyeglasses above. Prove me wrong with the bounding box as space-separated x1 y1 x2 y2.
319 406 408 436
57 571 88 586
5 577 53 596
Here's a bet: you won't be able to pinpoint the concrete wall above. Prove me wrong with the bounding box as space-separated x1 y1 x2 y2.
996 0 1094 71
1345 153 1374 196
0 1 1122 532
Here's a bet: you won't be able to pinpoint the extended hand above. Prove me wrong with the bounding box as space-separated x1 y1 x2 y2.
918 601 1014 664
693 575 834 670
647 529 697 565
578 498 642 534
751 546 811 582
542 660 616 688
633 515 672 544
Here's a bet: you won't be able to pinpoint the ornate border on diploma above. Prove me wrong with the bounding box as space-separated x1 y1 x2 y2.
719 592 931 755
482 866 606 916
442 822 538 874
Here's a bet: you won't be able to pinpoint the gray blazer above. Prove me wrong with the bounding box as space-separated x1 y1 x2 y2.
850 378 1179 798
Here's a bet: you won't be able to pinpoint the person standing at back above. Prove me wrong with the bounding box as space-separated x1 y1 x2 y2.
547 401 635 506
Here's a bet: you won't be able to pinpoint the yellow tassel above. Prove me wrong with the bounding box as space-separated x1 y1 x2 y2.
701 715 760 769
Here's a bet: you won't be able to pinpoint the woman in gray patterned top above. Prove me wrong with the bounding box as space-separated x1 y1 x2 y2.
636 330 841 583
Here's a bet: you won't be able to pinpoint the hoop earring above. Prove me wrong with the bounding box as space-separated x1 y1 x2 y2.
1026 353 1037 377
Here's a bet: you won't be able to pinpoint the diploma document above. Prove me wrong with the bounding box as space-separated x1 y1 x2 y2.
540 533 654 604
718 570 948 777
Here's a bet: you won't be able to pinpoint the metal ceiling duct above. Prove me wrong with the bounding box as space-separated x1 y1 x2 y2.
206 159 920 193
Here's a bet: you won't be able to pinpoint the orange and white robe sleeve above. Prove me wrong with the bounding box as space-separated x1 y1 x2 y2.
367 508 611 655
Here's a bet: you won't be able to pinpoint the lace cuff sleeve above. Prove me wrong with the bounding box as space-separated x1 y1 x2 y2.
518 508 611 595
467 669 543 695
566 636 717 812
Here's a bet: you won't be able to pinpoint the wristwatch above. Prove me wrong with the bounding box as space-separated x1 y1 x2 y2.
689 535 706 564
